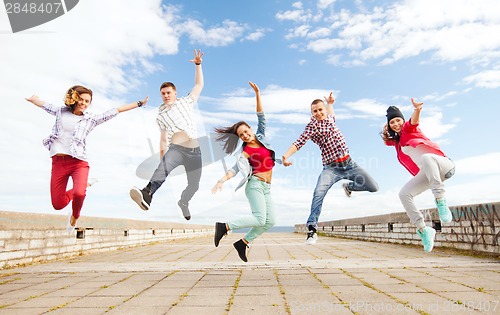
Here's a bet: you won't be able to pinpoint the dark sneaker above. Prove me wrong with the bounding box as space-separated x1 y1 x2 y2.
342 182 352 198
178 200 191 220
233 239 248 262
130 186 151 211
214 222 228 247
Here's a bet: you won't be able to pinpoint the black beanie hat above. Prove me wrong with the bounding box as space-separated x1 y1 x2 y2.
386 106 404 124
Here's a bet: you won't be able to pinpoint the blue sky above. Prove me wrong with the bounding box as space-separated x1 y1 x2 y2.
1 0 499 227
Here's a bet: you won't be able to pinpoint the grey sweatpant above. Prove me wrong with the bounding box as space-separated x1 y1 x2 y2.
399 154 455 229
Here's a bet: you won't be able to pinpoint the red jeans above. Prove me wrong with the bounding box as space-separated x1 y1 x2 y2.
50 155 89 219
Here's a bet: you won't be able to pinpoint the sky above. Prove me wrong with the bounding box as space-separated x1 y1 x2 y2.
1 0 499 228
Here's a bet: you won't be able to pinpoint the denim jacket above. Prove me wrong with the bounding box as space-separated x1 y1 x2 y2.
228 111 281 191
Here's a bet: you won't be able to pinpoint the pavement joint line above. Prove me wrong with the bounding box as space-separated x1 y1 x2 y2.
109 270 178 312
273 269 291 314
167 270 204 311
378 266 493 314
1 233 498 314
225 269 242 313
403 266 496 312
340 268 430 315
424 266 496 295
307 268 353 313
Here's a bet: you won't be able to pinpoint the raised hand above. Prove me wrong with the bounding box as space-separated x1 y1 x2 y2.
249 81 260 93
324 92 335 105
411 98 423 111
190 49 204 65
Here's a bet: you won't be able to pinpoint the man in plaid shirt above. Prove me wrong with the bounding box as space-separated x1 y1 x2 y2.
282 92 378 244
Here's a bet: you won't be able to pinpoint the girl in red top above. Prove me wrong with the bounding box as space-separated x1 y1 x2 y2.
211 82 278 262
382 98 455 253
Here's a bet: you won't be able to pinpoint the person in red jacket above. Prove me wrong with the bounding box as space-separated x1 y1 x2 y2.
382 98 455 252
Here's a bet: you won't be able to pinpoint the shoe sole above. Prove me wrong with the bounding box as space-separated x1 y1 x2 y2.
130 188 149 211
424 229 436 252
233 243 248 262
66 211 74 234
342 183 352 198
214 223 226 247
305 235 318 245
178 201 190 220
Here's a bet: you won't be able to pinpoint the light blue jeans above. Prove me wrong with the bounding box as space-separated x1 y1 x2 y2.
228 176 275 243
306 159 378 229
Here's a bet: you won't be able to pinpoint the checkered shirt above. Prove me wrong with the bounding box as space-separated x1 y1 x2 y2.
293 114 349 165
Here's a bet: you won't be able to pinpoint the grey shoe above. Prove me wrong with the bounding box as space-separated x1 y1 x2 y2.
178 200 191 220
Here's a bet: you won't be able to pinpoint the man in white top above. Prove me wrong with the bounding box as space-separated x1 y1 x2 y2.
130 50 204 220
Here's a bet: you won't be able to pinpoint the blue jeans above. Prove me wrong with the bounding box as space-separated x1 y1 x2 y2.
306 159 378 229
228 176 275 243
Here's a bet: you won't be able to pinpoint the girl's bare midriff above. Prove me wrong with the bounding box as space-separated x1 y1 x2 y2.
254 169 272 184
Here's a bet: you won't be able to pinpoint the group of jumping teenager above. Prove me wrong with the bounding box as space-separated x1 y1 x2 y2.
26 49 455 262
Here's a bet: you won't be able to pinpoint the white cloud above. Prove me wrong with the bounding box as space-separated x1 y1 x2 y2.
0 0 181 217
276 7 313 23
201 85 340 121
453 152 500 175
279 0 500 68
317 0 336 10
307 27 332 39
244 28 267 41
179 19 247 47
463 70 500 88
344 98 389 117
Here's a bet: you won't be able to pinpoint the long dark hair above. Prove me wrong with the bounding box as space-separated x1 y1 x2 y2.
214 121 250 155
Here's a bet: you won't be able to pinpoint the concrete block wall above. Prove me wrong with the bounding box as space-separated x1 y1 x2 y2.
295 202 500 255
0 211 213 269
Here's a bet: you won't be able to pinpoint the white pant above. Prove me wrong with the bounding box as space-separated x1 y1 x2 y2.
399 154 455 229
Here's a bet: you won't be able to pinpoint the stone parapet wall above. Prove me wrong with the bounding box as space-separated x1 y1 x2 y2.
295 202 500 255
0 211 212 269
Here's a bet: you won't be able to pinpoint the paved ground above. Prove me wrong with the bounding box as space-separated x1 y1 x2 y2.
0 232 499 315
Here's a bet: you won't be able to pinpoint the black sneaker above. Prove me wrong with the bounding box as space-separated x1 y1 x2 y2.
130 186 152 211
233 239 248 262
178 200 191 220
214 222 228 247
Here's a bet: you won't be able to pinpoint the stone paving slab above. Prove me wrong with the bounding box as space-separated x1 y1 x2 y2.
0 232 499 314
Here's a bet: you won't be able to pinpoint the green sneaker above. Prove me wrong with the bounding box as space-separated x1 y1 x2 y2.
435 198 452 223
417 226 436 252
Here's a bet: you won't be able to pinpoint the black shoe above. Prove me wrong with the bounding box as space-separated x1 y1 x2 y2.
130 186 152 211
178 200 191 220
214 222 228 247
308 225 317 233
233 239 248 262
